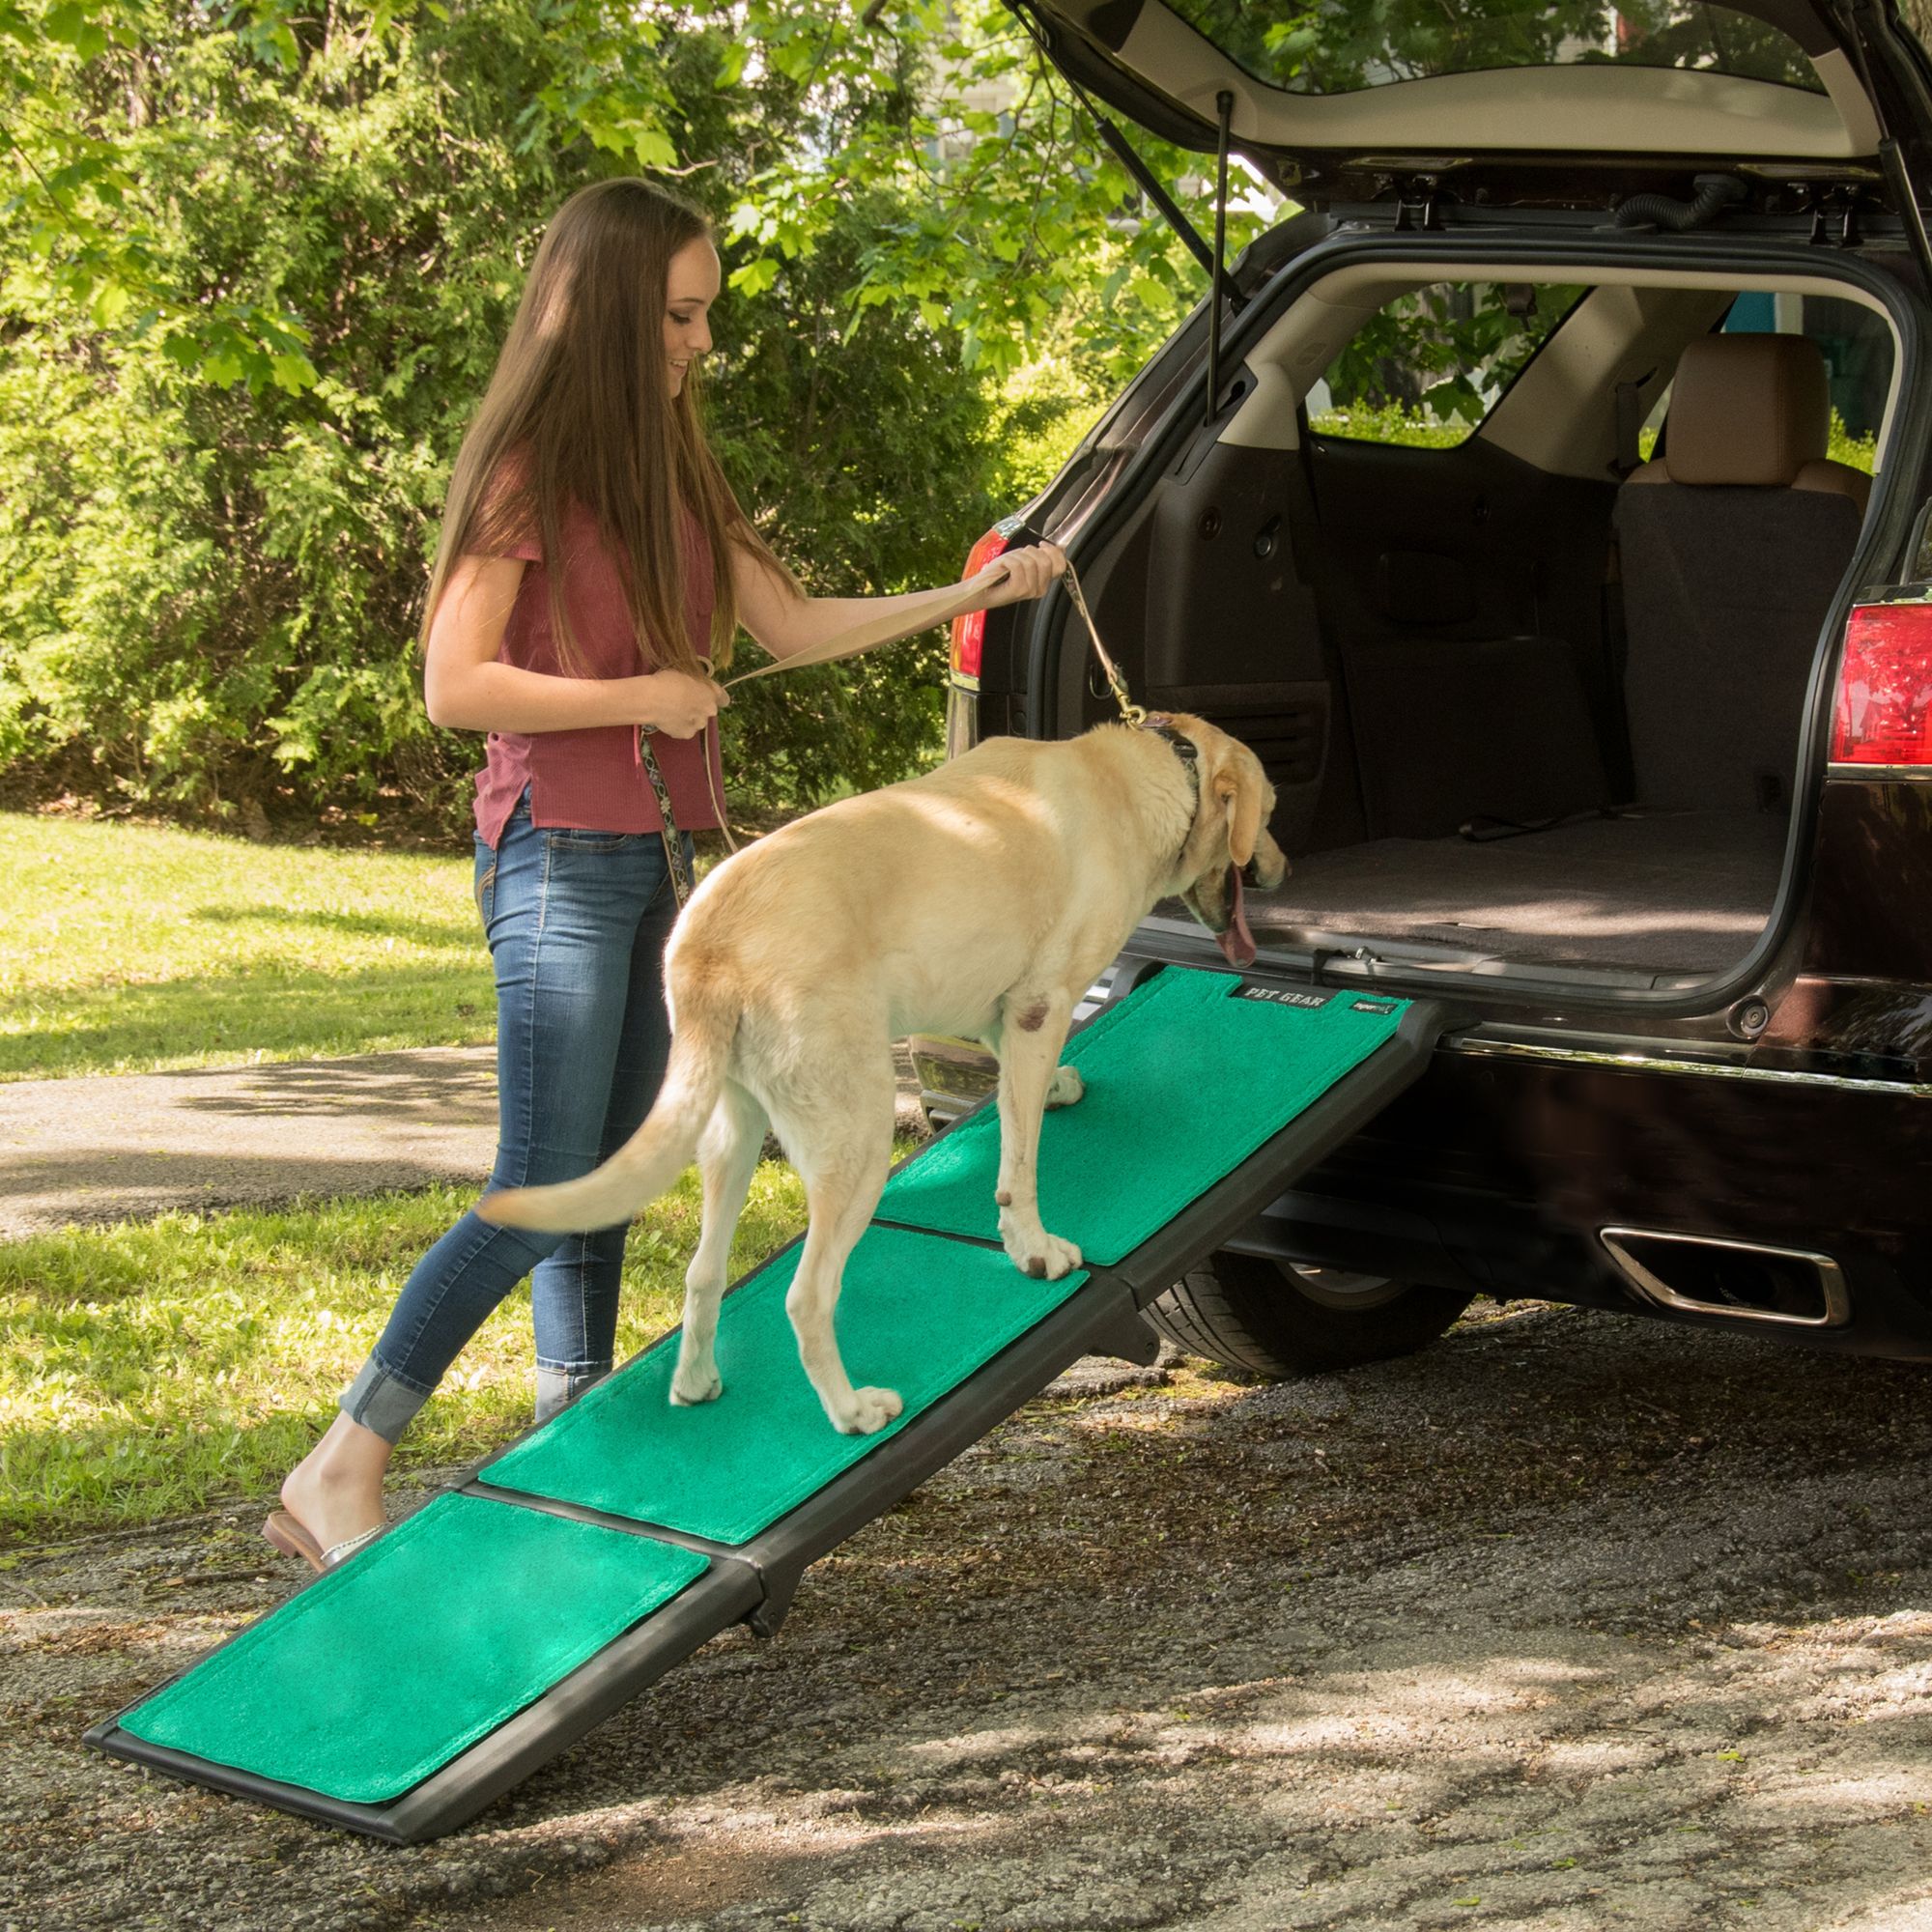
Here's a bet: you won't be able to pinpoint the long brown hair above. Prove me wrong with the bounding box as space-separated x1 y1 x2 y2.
421 177 789 676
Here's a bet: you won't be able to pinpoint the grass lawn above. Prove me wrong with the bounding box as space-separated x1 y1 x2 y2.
0 1164 811 1542
0 811 497 1080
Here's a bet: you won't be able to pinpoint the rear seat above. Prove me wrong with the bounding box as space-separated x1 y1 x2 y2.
1613 333 1868 815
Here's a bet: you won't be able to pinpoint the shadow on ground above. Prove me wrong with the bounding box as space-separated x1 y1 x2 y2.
8 1305 1932 1930
187 904 481 948
0 960 494 1081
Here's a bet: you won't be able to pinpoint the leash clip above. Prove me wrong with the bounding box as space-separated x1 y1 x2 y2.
1065 560 1145 727
1107 668 1147 729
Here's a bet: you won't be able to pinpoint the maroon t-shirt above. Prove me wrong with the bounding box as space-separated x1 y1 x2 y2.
470 495 727 848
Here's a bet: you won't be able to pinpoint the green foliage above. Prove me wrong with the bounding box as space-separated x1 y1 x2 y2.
1634 410 1876 475
1 2 1239 831
2 0 323 393
1829 412 1878 475
1165 1 1819 93
1323 282 1585 429
1307 404 1468 449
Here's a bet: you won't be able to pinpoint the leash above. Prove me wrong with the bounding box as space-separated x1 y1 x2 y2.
1062 560 1146 729
640 554 1157 910
1058 561 1205 827
634 671 729 907
639 562 1026 905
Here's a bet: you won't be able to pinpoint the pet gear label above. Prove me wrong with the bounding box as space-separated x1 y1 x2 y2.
1350 998 1400 1015
1231 980 1331 1009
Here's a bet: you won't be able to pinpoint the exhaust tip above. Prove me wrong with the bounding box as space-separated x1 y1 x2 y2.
1600 1227 1850 1330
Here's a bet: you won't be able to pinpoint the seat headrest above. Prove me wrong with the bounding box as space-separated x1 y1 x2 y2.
1663 333 1831 487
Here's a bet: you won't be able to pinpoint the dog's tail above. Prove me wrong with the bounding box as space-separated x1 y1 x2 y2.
479 985 736 1236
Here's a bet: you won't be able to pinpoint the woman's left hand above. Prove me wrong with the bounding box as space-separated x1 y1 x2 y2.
969 540 1066 610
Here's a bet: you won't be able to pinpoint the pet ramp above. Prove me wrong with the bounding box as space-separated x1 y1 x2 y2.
86 965 1446 1842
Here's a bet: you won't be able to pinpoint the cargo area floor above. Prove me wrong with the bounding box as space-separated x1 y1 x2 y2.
1240 809 1787 976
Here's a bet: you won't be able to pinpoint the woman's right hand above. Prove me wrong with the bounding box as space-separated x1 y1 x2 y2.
635 669 729 739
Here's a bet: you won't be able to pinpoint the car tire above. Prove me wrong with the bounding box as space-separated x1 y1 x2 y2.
1146 1249 1475 1378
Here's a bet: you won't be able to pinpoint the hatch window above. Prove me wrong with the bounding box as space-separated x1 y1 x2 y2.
1163 2 1826 98
1307 281 1587 449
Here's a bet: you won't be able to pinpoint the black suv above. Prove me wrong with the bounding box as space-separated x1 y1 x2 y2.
917 0 1932 1378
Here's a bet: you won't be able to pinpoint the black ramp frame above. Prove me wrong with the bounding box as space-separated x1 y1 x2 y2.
84 1559 764 1845
85 988 1449 1843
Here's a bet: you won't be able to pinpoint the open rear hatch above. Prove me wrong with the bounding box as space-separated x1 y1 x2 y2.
983 3 1932 1006
1014 0 1932 213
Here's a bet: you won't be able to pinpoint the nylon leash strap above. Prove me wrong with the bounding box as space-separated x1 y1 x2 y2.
655 554 1141 906
633 723 699 908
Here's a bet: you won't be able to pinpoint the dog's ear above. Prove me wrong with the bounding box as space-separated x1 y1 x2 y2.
1212 751 1264 868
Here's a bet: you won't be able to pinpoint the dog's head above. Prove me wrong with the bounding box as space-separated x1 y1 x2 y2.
1162 713 1288 969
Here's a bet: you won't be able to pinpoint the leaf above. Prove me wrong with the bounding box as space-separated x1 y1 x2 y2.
270 353 319 394
729 257 778 298
89 280 131 328
42 3 88 45
630 127 677 171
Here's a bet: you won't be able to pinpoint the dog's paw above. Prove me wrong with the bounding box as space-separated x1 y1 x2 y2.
831 1385 903 1435
1045 1065 1086 1110
668 1355 723 1406
1001 1221 1083 1281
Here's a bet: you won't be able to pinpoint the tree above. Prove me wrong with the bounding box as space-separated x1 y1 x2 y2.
1 1 1239 830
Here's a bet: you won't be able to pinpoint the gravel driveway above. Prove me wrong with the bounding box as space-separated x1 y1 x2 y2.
8 1297 1932 1932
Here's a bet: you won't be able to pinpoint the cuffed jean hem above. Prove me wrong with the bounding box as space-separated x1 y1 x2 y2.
340 1353 435 1446
533 1362 611 1426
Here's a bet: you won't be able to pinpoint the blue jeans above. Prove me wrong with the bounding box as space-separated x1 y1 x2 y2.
340 797 685 1442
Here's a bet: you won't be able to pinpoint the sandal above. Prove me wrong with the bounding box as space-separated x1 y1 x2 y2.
262 1510 384 1575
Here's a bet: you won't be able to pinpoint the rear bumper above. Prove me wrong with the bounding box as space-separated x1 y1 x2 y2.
910 1009 1932 1360
1247 1038 1932 1359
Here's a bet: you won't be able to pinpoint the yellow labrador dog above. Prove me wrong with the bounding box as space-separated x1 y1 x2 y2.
481 715 1285 1435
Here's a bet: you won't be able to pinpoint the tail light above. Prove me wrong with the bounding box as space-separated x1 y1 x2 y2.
1832 602 1932 768
948 526 1010 688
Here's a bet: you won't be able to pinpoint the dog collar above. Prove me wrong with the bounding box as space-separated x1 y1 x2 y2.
1140 715 1201 800
1142 715 1258 969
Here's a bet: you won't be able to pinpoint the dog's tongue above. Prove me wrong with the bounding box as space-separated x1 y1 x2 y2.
1216 864 1257 969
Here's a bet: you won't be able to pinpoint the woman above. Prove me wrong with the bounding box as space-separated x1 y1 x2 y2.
270 177 1065 1570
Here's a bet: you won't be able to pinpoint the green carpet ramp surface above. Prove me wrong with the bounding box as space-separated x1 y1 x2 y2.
119 1493 709 1804
92 964 1437 1839
482 1224 1091 1541
878 969 1408 1263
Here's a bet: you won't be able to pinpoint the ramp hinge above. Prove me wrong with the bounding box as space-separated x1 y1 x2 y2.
1094 1300 1162 1367
748 1562 803 1639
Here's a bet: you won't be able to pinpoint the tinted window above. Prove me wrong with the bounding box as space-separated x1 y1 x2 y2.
1308 281 1586 449
1165 1 1825 97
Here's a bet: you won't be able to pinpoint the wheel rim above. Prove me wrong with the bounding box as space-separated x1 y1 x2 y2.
1276 1262 1406 1311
